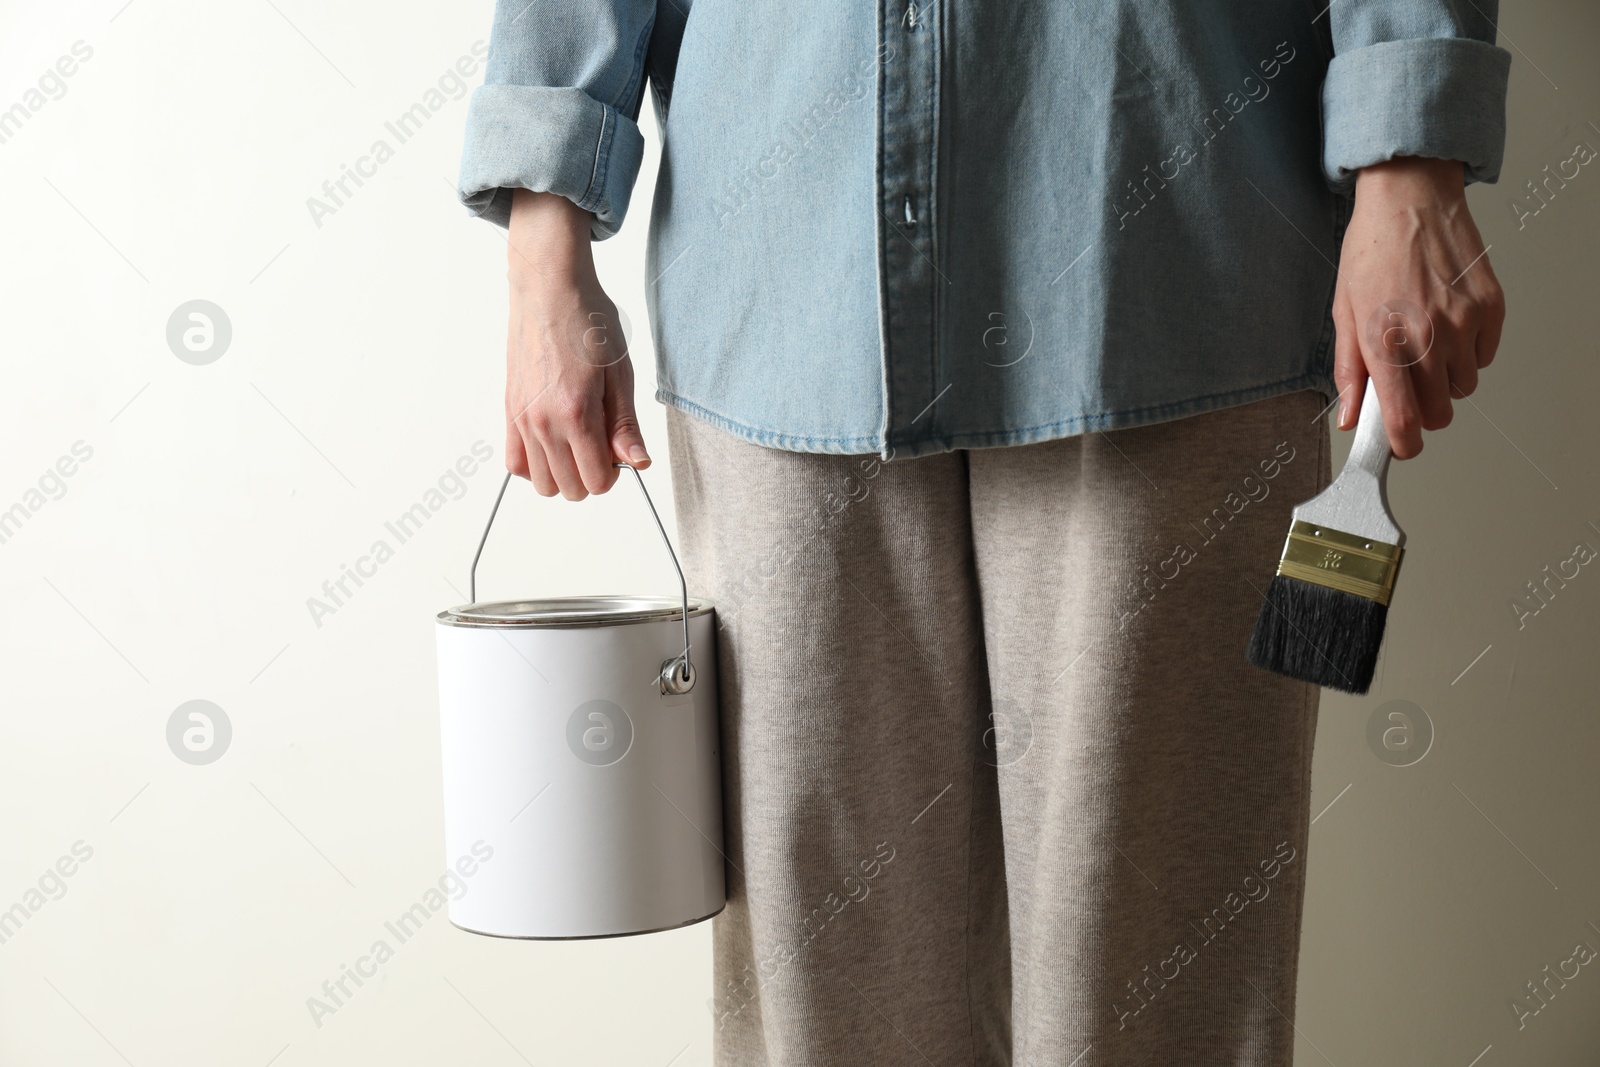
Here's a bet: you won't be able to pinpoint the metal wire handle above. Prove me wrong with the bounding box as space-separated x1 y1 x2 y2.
469 463 695 694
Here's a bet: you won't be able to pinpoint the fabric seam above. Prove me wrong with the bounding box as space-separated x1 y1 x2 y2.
656 369 1339 455
579 105 612 213
873 7 894 458
1283 401 1328 1047
1310 192 1350 373
613 13 656 113
928 0 944 443
962 447 982 1067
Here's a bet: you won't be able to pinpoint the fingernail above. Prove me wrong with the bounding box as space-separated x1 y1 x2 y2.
628 444 649 463
1337 400 1348 428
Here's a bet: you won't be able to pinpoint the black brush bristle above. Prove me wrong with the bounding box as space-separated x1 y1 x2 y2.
1246 575 1389 695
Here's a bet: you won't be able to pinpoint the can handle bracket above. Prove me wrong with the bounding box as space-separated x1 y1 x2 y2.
470 463 695 694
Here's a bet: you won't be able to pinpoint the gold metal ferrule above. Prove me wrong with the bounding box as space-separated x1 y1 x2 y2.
1275 520 1404 605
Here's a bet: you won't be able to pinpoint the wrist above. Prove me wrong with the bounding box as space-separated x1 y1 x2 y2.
507 189 594 286
1354 156 1466 198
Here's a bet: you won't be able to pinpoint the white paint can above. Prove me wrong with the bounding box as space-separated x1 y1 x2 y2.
435 465 724 939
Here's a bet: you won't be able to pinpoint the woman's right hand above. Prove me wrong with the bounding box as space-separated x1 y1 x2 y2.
504 188 649 499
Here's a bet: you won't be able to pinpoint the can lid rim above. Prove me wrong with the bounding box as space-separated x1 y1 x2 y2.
436 594 715 629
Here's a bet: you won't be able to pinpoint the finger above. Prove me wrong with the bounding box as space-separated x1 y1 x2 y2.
541 437 589 500
606 360 650 468
525 437 559 497
1331 285 1366 430
1410 326 1455 431
1358 297 1428 458
545 380 615 495
1369 362 1424 458
1476 291 1505 371
505 419 529 481
569 408 619 495
1447 332 1480 400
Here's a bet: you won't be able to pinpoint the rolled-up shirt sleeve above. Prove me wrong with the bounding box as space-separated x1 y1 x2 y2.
1320 0 1512 191
457 0 658 239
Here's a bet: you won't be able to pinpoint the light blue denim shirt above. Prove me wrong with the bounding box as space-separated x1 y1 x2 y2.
457 0 1510 459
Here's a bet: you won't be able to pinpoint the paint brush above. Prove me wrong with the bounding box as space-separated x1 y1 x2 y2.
1247 377 1405 694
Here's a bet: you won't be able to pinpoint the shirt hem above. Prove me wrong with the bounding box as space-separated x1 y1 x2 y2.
655 390 886 453
657 370 1338 460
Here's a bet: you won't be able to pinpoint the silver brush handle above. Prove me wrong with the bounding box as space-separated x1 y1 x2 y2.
1299 375 1403 547
1347 377 1392 483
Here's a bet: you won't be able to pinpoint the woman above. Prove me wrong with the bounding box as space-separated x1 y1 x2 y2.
456 1 1508 1061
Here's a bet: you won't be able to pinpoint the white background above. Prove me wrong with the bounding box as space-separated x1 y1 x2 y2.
0 1 1597 1064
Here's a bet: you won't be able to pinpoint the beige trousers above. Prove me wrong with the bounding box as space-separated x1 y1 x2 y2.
665 390 1333 1066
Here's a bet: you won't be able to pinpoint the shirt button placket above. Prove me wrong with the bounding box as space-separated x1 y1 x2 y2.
877 0 940 452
